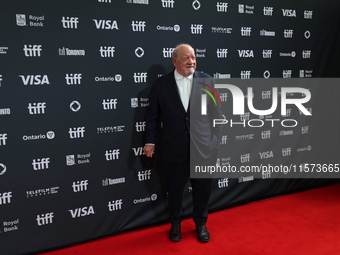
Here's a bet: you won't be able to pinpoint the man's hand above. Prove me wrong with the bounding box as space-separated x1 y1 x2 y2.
144 144 155 158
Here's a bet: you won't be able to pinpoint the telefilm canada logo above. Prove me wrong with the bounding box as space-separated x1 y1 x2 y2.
200 81 312 128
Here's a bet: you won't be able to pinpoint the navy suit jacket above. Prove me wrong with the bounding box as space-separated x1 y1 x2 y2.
145 70 223 164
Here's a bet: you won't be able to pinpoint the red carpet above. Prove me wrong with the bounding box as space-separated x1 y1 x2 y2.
39 184 340 255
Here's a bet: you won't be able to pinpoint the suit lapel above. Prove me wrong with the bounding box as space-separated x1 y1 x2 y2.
167 71 187 113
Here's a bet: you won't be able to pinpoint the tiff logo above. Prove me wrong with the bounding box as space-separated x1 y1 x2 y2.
302 50 311 58
304 10 313 19
191 24 203 34
261 130 271 139
240 71 251 79
217 2 228 12
108 199 123 211
301 126 309 134
69 127 85 138
162 0 174 8
262 91 271 99
263 7 273 16
240 154 250 163
28 102 46 114
100 46 115 57
135 121 146 132
282 70 292 78
262 50 272 58
138 170 151 181
218 178 228 188
283 109 292 117
65 74 82 85
36 212 54 226
282 148 292 156
163 48 175 58
32 158 50 170
241 27 251 36
220 135 227 144
216 49 228 58
240 112 250 121
0 133 8 146
0 192 12 205
72 180 89 192
105 149 120 161
102 99 117 110
284 29 293 38
98 0 112 2
61 17 79 29
23 45 42 57
131 21 146 32
134 72 147 83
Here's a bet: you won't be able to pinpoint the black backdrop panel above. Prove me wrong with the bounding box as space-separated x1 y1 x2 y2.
0 1 339 254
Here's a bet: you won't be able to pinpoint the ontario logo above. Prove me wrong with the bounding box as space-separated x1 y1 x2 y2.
198 82 223 115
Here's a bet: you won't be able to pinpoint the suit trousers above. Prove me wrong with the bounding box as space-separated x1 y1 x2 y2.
163 159 213 226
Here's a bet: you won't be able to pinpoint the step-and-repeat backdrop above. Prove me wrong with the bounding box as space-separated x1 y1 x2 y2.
0 1 339 254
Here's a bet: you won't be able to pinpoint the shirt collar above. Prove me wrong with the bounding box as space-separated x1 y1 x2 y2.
174 69 193 81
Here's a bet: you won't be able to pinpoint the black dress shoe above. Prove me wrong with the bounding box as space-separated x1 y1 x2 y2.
169 223 182 242
196 224 210 243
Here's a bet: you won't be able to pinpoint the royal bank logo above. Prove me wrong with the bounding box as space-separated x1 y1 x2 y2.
196 48 206 57
238 4 254 14
16 14 45 27
299 70 313 78
66 153 91 166
131 98 149 108
61 17 79 29
93 19 118 30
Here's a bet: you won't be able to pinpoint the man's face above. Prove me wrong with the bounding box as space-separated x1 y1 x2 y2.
172 45 196 77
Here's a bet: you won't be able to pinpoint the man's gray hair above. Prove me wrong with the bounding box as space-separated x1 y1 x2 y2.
172 43 194 59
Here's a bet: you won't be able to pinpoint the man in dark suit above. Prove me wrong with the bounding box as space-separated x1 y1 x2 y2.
144 44 223 243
